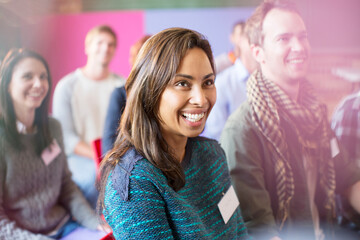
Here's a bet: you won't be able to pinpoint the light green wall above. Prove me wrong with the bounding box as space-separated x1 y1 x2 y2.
82 0 262 11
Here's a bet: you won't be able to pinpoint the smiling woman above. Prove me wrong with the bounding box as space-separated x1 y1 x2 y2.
0 49 105 239
8 57 49 129
97 27 250 239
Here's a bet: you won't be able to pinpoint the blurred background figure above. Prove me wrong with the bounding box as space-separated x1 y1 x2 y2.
0 48 105 239
332 90 360 167
52 25 125 208
202 21 257 140
102 35 151 155
214 21 245 74
331 90 360 234
128 35 152 67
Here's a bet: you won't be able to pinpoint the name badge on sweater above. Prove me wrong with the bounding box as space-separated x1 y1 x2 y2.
218 185 239 224
330 137 340 158
41 140 61 166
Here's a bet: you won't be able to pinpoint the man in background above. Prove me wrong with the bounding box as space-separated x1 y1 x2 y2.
53 25 125 208
220 1 360 239
214 21 245 74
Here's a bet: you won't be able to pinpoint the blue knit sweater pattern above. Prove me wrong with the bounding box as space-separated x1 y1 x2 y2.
103 137 250 239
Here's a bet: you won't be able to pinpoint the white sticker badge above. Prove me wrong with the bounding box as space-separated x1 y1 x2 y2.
330 137 340 158
217 185 240 224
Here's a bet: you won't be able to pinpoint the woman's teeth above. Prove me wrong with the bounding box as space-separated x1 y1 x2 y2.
183 112 205 122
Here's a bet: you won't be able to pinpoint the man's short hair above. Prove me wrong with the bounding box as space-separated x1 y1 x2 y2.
246 0 300 46
85 25 117 48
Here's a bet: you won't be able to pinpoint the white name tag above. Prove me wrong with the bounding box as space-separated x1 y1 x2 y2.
217 185 240 224
330 137 340 158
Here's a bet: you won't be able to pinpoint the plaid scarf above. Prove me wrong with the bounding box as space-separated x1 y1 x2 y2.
247 70 336 229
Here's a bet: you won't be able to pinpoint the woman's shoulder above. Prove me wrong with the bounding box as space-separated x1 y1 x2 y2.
0 120 4 159
187 137 227 169
112 148 157 177
48 117 63 139
0 119 4 138
48 117 61 130
109 148 165 201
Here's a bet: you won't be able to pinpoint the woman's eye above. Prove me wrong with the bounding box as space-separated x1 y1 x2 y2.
203 79 214 86
175 81 189 87
23 74 33 80
40 74 48 81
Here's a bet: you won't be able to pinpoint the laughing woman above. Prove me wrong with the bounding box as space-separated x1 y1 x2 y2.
0 49 104 239
98 28 250 239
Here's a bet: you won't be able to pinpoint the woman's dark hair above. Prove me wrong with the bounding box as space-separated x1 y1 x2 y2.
97 27 214 213
0 48 53 154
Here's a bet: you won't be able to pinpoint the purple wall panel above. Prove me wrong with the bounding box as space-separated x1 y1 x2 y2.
145 7 254 57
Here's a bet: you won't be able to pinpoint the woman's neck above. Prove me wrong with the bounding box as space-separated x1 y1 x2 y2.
15 108 35 132
164 135 188 162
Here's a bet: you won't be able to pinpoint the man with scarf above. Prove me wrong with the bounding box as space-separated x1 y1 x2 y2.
220 1 360 240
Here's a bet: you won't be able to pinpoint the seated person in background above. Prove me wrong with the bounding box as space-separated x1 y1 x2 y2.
102 35 151 155
331 90 360 233
332 90 360 167
52 25 125 208
202 21 257 140
0 49 106 240
97 27 250 240
220 0 360 239
214 21 244 74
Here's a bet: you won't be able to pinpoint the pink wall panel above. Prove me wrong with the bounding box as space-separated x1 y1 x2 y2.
21 10 144 107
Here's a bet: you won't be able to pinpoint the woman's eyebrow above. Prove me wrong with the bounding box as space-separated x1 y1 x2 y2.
175 73 214 80
203 73 214 80
175 73 193 80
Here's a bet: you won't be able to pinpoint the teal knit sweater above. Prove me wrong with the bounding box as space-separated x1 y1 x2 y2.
104 137 250 239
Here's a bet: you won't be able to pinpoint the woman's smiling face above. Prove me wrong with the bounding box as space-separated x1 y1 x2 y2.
158 47 216 144
8 57 49 114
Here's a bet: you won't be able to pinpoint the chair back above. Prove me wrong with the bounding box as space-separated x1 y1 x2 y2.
91 138 103 172
100 232 115 240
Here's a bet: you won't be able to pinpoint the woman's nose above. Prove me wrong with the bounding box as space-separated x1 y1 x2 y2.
189 86 207 106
